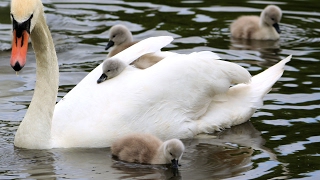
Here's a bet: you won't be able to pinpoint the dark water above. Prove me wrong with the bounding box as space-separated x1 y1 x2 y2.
0 0 319 179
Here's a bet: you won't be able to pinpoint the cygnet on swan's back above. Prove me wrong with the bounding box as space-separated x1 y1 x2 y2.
230 5 282 40
105 24 170 69
105 24 135 57
97 35 173 83
111 133 185 168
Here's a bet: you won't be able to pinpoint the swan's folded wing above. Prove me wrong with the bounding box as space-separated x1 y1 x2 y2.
111 36 174 65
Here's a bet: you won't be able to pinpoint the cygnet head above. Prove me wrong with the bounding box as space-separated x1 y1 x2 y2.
105 24 133 50
163 139 185 168
261 5 282 33
97 58 127 84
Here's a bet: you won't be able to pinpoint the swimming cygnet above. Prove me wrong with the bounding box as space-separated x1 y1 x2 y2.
111 133 185 168
105 24 167 69
230 5 282 40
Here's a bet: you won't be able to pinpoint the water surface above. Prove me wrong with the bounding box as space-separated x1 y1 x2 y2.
0 0 319 179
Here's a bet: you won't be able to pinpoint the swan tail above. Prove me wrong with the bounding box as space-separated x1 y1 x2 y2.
197 55 291 134
249 55 291 108
112 36 173 65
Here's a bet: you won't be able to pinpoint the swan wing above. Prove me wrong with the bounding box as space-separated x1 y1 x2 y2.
110 36 173 65
198 55 292 133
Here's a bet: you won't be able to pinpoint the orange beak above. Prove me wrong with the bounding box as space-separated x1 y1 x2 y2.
10 29 29 71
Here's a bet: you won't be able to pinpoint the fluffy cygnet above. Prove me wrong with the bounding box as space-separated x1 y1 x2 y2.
105 24 165 69
97 35 174 83
230 5 282 40
111 133 185 168
97 58 126 83
105 24 135 57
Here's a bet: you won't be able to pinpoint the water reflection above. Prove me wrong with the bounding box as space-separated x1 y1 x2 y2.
1 0 320 179
179 121 273 179
3 122 272 179
229 37 282 66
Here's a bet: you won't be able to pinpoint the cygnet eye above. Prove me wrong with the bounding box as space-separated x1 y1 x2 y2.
271 18 275 21
107 70 111 72
170 152 173 156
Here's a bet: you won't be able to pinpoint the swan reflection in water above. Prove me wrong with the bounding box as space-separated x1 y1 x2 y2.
10 122 280 179
229 37 282 67
111 121 277 179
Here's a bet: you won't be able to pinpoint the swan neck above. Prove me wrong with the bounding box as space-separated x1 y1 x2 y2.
14 10 59 149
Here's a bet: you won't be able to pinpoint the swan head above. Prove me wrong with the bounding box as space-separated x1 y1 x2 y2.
97 58 127 83
260 5 282 34
162 139 185 168
10 0 42 71
105 24 133 50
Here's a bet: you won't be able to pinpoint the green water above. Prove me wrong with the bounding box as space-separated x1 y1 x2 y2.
0 0 319 179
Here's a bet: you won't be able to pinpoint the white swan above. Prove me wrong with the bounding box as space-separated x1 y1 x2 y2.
111 133 185 167
10 0 291 149
230 5 282 40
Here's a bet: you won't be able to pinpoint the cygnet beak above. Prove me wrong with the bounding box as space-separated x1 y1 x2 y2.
171 159 179 168
97 73 108 84
105 40 115 50
273 23 281 34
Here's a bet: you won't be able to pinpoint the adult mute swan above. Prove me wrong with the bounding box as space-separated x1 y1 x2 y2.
111 133 185 167
230 5 282 40
10 0 291 149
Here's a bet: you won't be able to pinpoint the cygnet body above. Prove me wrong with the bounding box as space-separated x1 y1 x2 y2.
111 133 185 168
230 5 282 40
